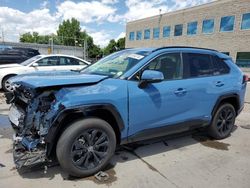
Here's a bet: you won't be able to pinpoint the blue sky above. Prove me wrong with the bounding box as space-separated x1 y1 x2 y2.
0 0 213 47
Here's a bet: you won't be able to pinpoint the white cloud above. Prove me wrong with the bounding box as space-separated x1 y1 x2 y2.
56 1 117 24
88 30 112 47
116 32 125 41
101 0 118 4
0 7 58 41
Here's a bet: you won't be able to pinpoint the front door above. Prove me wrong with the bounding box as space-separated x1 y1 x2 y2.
128 52 194 138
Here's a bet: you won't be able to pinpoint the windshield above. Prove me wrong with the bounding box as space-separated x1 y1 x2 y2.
82 49 151 78
21 55 42 66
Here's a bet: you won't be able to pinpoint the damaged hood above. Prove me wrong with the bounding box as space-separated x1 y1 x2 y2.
10 71 108 89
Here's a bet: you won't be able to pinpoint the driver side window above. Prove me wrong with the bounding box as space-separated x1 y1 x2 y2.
132 53 182 81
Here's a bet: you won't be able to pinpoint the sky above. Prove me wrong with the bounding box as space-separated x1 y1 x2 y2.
0 0 214 47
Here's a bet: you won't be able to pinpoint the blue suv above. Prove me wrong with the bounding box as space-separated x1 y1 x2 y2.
6 47 247 177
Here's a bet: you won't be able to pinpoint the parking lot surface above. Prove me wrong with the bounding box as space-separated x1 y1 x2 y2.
0 85 250 188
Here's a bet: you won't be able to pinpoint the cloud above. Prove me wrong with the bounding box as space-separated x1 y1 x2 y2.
56 0 117 24
88 30 113 47
0 7 58 41
116 32 125 41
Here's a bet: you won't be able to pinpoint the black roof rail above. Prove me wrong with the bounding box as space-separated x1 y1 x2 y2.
152 46 218 52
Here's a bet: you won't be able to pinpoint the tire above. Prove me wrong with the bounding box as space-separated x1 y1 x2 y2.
208 103 236 139
2 75 15 92
56 118 116 177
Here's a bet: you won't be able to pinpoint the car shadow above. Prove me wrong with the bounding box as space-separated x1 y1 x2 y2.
16 126 237 182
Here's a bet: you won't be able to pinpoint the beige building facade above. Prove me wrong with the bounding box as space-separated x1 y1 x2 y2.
125 0 250 70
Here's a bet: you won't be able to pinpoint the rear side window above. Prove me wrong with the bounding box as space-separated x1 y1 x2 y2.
183 53 214 78
212 56 230 75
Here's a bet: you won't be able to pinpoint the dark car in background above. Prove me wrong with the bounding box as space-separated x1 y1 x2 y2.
0 46 40 64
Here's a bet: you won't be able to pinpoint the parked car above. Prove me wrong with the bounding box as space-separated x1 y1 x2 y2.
6 47 247 177
0 47 40 65
0 54 90 91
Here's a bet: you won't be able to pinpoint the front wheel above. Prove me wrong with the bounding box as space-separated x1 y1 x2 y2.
2 75 15 92
56 118 116 177
208 103 236 139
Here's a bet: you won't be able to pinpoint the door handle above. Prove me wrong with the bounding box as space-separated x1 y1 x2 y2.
174 88 187 96
215 81 224 87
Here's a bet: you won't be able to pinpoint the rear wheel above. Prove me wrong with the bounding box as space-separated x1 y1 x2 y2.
208 103 236 139
56 118 116 177
2 75 15 92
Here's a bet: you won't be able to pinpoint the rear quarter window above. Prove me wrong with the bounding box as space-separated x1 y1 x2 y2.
212 56 230 75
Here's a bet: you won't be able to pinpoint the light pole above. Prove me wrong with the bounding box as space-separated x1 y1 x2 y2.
49 37 54 54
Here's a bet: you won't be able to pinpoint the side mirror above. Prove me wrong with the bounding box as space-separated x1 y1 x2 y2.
31 62 39 67
138 70 164 89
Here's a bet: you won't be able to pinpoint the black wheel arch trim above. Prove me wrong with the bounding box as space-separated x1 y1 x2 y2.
212 93 240 116
45 103 125 156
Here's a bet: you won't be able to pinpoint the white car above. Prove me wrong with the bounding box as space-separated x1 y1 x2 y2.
0 54 90 92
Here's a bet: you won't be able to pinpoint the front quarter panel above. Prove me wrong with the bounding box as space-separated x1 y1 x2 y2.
53 78 128 138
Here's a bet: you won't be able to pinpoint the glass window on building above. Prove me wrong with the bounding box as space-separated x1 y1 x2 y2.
202 19 214 34
241 13 250 30
136 31 142 40
174 24 183 36
129 32 135 41
163 26 171 38
187 21 198 35
236 52 250 68
144 29 150 39
153 27 160 39
220 16 235 32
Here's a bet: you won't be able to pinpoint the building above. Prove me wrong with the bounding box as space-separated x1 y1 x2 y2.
125 0 250 72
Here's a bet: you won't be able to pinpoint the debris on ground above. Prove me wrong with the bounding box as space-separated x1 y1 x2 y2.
94 171 109 181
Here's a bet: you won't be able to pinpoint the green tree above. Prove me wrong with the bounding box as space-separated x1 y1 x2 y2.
57 18 81 46
116 37 125 50
103 39 117 55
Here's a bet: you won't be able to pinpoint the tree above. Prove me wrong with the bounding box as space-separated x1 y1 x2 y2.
102 37 126 56
57 18 81 46
116 37 125 50
103 39 117 55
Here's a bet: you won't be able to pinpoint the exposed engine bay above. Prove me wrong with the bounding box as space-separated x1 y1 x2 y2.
5 84 59 168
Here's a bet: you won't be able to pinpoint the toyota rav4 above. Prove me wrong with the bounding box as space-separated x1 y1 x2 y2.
6 47 247 177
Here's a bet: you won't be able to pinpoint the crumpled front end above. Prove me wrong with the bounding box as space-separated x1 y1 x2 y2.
5 84 61 169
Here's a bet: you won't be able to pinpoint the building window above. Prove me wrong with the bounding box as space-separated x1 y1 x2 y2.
202 19 214 34
241 13 250 30
153 28 160 39
163 26 171 38
136 31 142 40
129 32 135 41
236 52 250 68
174 24 183 36
187 21 198 35
144 29 150 39
220 16 235 32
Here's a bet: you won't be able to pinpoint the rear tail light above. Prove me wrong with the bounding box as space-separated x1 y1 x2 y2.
243 75 249 84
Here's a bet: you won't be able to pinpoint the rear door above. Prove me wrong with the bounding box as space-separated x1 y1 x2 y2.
57 56 88 71
182 52 224 121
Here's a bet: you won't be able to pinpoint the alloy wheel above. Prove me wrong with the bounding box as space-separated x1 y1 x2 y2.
216 107 235 136
71 129 109 170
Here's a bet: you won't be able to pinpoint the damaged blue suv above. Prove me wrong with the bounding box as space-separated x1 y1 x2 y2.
6 47 247 177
